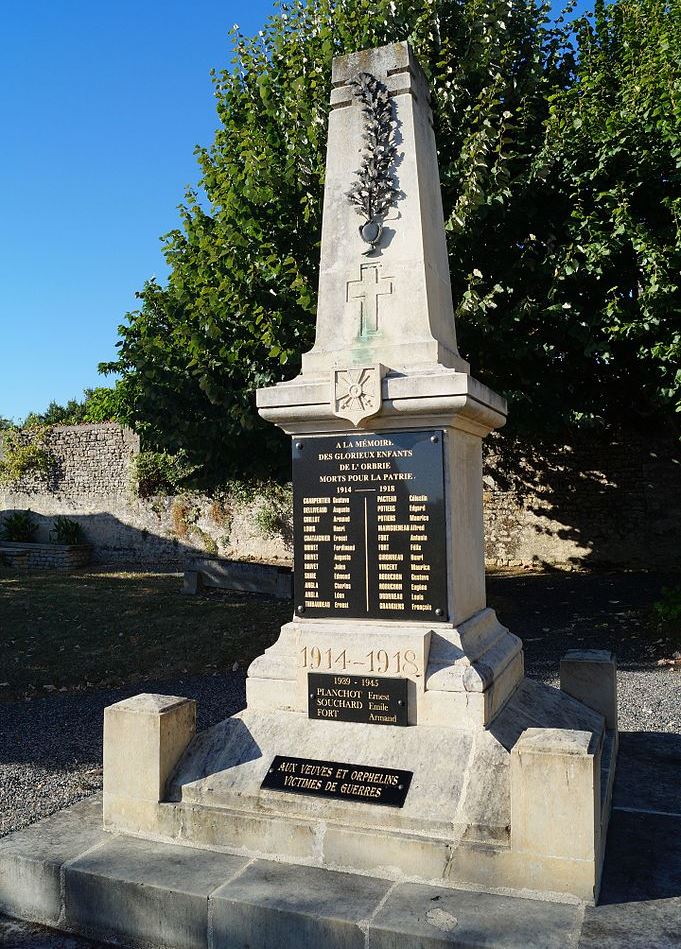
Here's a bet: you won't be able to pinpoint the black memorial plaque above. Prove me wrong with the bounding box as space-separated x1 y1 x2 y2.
308 673 408 726
293 430 448 621
261 755 412 807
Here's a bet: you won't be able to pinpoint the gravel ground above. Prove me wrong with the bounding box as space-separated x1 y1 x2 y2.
0 918 107 948
1 570 678 841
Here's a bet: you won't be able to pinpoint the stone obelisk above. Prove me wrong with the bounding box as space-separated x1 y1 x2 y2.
103 42 618 904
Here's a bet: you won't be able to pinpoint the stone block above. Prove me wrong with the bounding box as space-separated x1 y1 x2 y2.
211 859 390 949
183 569 203 595
367 881 584 949
103 693 196 828
0 797 106 927
192 557 293 599
560 650 617 730
64 834 248 949
511 727 601 900
322 824 452 883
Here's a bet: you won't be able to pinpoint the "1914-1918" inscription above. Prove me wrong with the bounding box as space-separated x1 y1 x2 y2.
293 430 448 621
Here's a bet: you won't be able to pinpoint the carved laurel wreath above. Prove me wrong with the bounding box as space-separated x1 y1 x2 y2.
345 72 398 254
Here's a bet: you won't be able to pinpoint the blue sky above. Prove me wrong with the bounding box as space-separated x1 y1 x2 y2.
0 0 275 421
0 1 586 422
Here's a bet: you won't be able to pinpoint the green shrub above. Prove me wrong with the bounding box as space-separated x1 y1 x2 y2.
0 426 55 485
134 451 193 498
50 516 84 545
653 587 681 627
252 484 292 544
1 510 38 542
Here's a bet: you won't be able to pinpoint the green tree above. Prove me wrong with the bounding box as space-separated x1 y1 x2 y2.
102 0 558 483
497 0 680 429
21 386 125 427
103 0 680 486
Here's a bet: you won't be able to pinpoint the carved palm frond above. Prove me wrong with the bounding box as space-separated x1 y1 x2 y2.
345 72 398 223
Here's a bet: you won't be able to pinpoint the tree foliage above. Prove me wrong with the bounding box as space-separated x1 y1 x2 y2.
21 386 125 427
505 0 680 428
102 0 680 485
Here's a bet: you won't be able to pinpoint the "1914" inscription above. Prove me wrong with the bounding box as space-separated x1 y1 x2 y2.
293 430 448 621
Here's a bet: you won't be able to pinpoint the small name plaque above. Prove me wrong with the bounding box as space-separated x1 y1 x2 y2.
308 673 408 726
261 755 412 807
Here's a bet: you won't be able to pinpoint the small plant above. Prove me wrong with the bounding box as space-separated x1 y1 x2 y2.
193 527 218 556
170 497 193 539
653 587 681 627
1 509 38 542
50 516 84 545
253 484 293 544
209 498 231 527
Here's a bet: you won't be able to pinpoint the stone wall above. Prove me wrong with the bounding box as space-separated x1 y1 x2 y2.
1 423 679 570
0 542 92 571
482 432 680 569
0 424 291 566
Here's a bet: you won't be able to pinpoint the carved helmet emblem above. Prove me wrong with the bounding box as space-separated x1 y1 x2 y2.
332 366 383 426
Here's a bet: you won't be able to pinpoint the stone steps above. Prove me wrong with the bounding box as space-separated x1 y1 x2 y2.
0 796 585 949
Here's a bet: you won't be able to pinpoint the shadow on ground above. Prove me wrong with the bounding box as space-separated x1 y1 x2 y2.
577 731 681 948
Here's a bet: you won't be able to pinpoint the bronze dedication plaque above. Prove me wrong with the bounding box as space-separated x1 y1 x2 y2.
261 755 412 807
293 430 448 621
308 673 408 726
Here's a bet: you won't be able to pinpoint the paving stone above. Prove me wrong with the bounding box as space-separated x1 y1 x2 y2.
579 898 681 949
577 807 681 947
612 732 681 816
367 882 584 948
0 915 109 948
598 811 681 904
0 797 106 926
64 835 248 949
210 859 391 949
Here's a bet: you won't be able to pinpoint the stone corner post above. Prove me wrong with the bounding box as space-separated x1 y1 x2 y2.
103 693 196 833
510 727 602 902
560 649 618 731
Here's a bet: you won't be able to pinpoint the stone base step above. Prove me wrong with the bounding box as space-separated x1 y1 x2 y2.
0 796 586 949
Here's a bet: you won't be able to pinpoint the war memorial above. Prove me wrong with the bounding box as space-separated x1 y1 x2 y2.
0 43 621 947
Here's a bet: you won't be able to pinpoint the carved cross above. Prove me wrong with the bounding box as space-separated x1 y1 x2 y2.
346 265 393 337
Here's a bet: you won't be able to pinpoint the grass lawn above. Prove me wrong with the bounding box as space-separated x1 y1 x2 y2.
0 568 290 700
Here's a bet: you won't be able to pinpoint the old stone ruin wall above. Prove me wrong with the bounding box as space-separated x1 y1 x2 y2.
0 424 291 566
0 423 679 570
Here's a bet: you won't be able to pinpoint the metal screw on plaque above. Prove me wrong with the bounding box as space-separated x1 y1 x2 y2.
430 434 439 444
435 608 443 617
398 784 404 790
397 700 404 706
269 768 275 774
297 605 305 614
309 693 315 699
296 441 304 450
